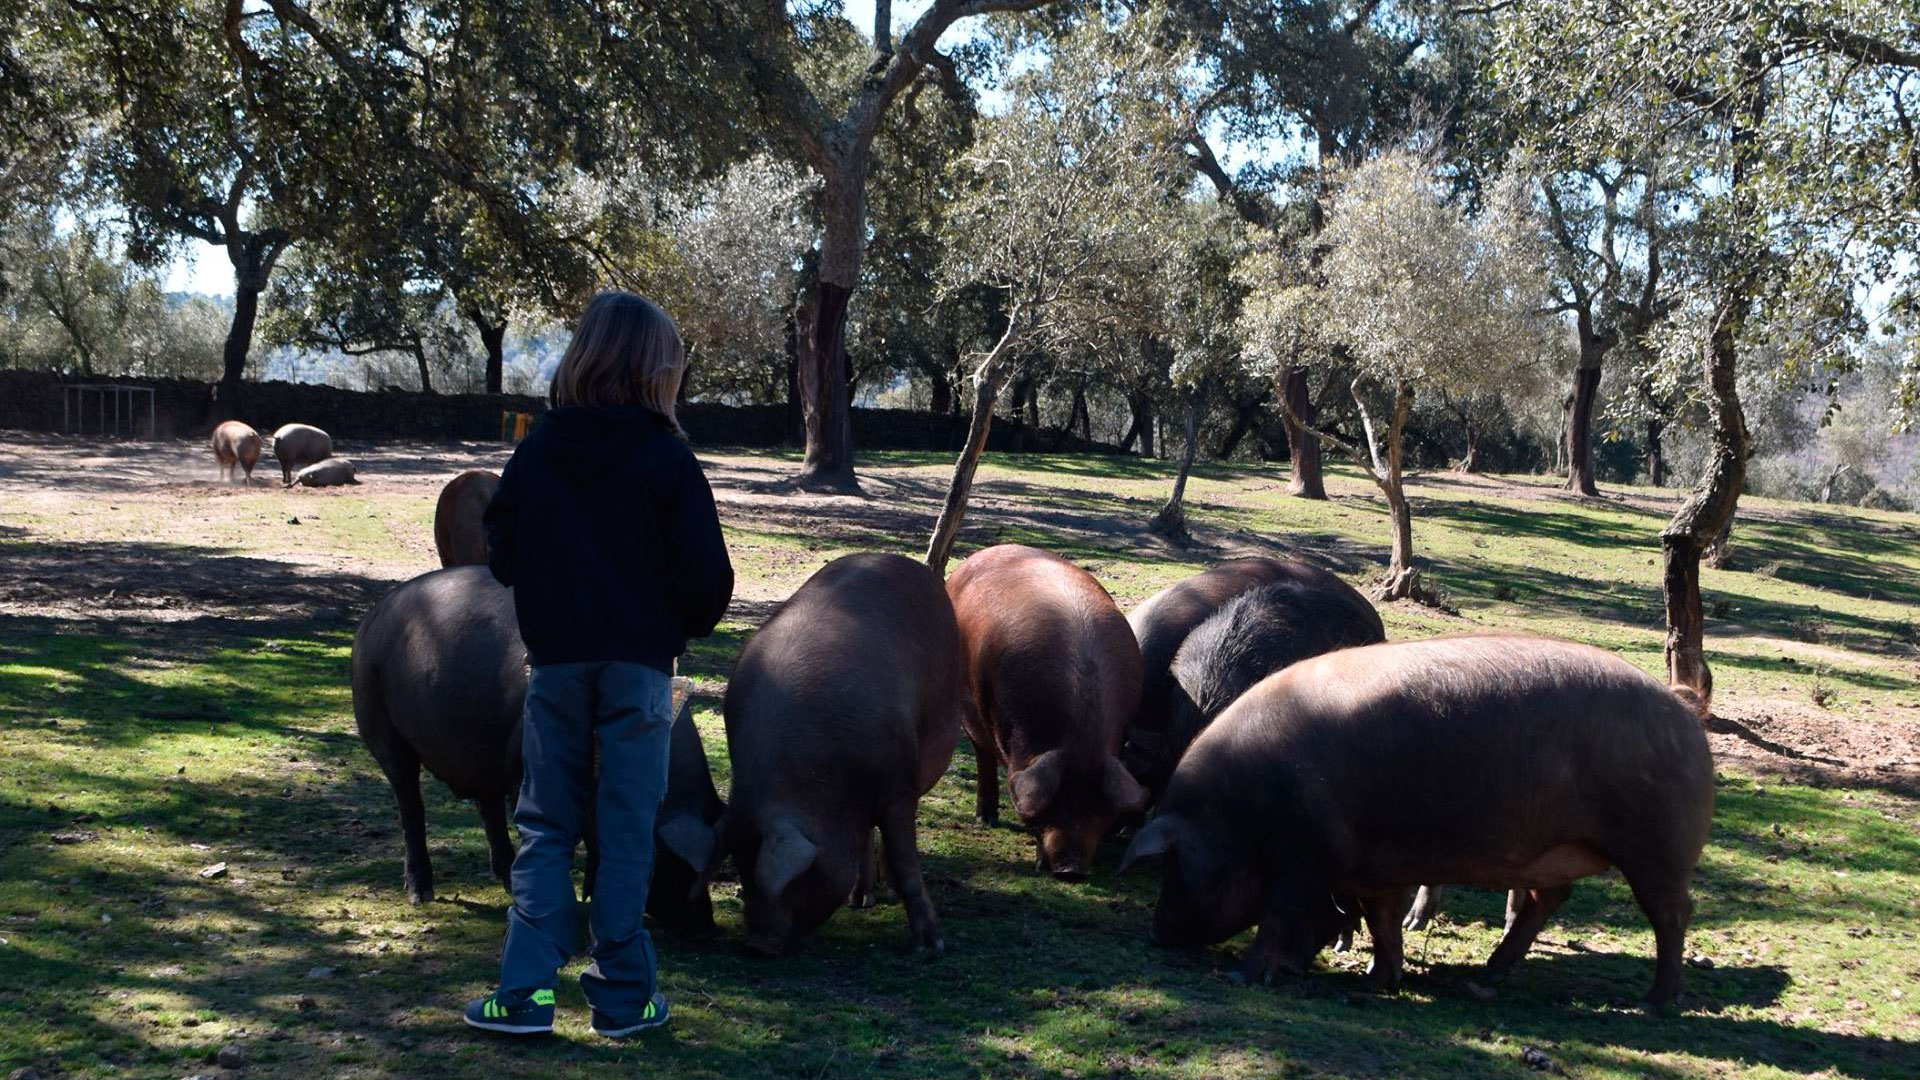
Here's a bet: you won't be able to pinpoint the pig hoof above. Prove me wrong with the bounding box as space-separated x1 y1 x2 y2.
1403 913 1430 931
1332 932 1353 953
405 887 432 906
849 891 876 910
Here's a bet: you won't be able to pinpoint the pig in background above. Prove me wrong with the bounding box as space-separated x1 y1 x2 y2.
271 422 333 485
210 420 262 484
434 470 500 568
292 458 359 487
1122 558 1301 796
947 544 1146 881
1123 634 1713 1009
351 565 726 936
722 553 969 956
1153 566 1384 798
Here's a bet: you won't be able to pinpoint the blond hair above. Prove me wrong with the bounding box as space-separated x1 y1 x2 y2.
548 291 688 431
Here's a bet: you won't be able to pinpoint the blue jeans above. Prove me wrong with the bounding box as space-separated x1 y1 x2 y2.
498 661 672 1019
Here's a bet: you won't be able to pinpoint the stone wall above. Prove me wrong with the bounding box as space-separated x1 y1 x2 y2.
0 369 1120 454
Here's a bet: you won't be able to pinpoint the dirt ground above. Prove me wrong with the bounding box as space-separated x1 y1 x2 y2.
3 431 1916 794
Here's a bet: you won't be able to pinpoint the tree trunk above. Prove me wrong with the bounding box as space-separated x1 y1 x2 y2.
1564 362 1602 495
212 233 285 422
469 307 507 394
1661 302 1750 702
795 155 864 491
927 364 952 416
1455 420 1480 474
926 322 1020 574
1150 396 1202 545
1215 391 1270 459
1119 391 1153 455
1007 376 1032 453
794 278 857 489
414 340 435 394
216 280 261 420
1645 418 1666 486
1282 366 1326 499
1373 385 1422 600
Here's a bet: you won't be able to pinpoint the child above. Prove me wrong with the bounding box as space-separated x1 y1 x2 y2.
466 291 733 1038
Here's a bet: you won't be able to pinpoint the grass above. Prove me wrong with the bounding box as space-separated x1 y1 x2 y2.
2 442 1918 1078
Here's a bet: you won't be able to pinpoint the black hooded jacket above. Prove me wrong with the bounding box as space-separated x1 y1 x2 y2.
483 406 733 671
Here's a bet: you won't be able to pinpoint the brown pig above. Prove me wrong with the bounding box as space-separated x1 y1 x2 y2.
210 421 263 484
272 422 333 485
292 458 359 487
1122 634 1713 1008
434 470 500 567
947 544 1146 880
723 553 970 956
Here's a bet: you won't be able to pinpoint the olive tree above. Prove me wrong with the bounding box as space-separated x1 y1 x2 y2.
1493 0 1918 697
1239 149 1548 601
924 17 1187 572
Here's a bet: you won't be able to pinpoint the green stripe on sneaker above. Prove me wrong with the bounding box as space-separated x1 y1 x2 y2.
532 990 555 1006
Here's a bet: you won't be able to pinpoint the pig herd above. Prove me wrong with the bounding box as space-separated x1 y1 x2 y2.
208 420 358 487
350 473 1715 1009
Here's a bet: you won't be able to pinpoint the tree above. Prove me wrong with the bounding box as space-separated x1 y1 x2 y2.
1535 159 1681 495
262 246 448 393
1148 201 1248 544
924 15 1186 572
1165 0 1470 499
750 0 1070 492
227 0 784 396
39 0 339 416
1494 0 1917 698
0 211 133 376
657 155 819 403
1239 149 1548 600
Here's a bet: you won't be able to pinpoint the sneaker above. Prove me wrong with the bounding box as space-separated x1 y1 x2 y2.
462 989 555 1035
591 993 669 1038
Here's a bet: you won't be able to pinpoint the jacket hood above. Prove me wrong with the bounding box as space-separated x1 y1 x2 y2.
539 406 670 474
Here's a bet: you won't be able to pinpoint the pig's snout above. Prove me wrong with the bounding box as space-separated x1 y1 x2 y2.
1036 827 1098 882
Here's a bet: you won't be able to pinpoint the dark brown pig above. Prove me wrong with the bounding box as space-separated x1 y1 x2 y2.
433 470 500 568
947 544 1146 880
210 421 262 484
1122 635 1713 1008
1122 559 1302 793
723 553 969 955
272 422 333 485
1163 575 1383 777
352 566 726 934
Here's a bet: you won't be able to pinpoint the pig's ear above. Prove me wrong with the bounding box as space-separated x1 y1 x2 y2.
1103 756 1148 814
1118 815 1182 875
658 812 720 875
1009 750 1065 820
755 822 818 899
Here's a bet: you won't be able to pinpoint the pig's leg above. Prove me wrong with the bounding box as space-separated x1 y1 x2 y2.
879 798 942 956
850 828 878 909
478 795 514 887
973 739 1000 827
379 752 433 905
1360 890 1414 991
1404 885 1445 930
1232 881 1327 986
1620 864 1693 1009
1483 884 1571 983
